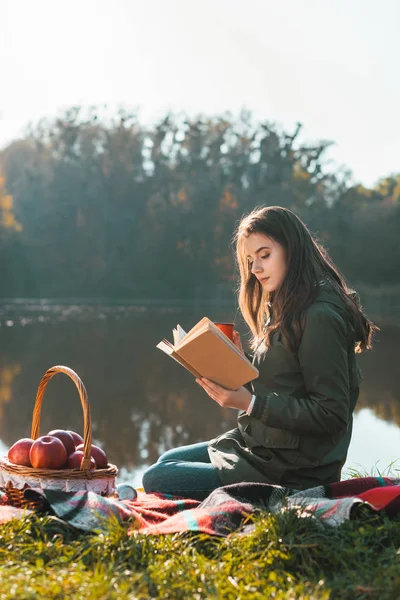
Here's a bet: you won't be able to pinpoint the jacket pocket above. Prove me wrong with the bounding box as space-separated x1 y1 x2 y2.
239 415 300 450
262 425 300 448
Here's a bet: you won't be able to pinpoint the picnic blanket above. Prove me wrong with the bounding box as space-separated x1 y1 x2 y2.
1 476 400 536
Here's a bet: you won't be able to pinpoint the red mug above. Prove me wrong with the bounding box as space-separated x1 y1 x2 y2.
214 322 234 342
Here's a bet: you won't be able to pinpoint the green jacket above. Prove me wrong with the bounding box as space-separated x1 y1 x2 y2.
208 283 362 490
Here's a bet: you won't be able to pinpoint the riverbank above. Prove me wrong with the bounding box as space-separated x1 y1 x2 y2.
0 501 399 599
0 283 399 326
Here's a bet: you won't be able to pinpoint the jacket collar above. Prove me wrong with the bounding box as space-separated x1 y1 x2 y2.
314 280 346 310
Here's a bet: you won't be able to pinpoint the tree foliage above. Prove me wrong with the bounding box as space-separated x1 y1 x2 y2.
0 107 399 299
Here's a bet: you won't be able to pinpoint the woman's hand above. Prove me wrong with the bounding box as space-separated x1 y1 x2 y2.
232 330 245 356
196 377 252 411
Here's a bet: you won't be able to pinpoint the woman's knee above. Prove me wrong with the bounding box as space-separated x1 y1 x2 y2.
156 444 196 463
156 447 179 463
142 463 157 492
157 442 211 464
142 461 171 493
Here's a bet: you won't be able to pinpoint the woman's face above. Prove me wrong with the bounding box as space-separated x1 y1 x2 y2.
243 233 287 292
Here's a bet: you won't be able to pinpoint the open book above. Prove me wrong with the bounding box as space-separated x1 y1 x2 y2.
157 317 259 390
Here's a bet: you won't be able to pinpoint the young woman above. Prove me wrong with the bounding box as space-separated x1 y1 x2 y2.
142 206 376 500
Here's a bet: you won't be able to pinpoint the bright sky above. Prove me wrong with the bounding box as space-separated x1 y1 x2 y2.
1 0 399 187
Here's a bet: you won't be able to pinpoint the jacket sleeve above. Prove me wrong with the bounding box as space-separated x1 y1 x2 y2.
249 303 351 436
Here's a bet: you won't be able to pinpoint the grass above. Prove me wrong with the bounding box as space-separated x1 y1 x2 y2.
343 459 400 480
0 508 399 599
0 468 399 599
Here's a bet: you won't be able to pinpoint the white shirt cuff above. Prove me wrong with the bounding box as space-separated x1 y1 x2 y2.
247 394 256 415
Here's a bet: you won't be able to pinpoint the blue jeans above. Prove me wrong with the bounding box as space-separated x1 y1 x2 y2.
141 441 222 501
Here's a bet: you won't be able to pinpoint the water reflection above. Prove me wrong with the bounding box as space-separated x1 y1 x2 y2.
0 303 399 482
345 409 400 478
357 326 400 426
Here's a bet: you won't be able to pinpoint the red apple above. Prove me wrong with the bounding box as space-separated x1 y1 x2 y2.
66 430 84 446
29 436 68 469
47 429 75 456
66 450 96 470
76 443 108 469
8 438 34 467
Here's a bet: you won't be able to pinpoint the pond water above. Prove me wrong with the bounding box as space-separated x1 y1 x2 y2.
0 302 399 488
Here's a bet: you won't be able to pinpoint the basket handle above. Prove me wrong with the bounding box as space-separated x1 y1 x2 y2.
31 365 93 470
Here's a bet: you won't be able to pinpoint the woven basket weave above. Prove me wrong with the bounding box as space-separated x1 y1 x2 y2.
0 365 118 509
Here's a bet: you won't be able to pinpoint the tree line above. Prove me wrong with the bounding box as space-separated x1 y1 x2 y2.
0 106 399 299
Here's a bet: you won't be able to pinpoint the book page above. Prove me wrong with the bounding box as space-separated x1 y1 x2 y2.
173 324 187 346
156 339 174 354
156 340 201 378
176 317 210 346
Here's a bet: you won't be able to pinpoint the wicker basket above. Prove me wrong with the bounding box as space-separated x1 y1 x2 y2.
0 365 118 509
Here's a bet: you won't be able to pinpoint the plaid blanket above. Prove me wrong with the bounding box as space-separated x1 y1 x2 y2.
1 477 399 535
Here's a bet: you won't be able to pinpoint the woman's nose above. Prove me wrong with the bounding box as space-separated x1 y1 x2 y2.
251 260 262 274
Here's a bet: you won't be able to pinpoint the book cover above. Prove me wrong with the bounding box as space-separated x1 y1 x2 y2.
157 318 259 389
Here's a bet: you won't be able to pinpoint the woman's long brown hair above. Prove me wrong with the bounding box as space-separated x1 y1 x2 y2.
235 206 376 353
